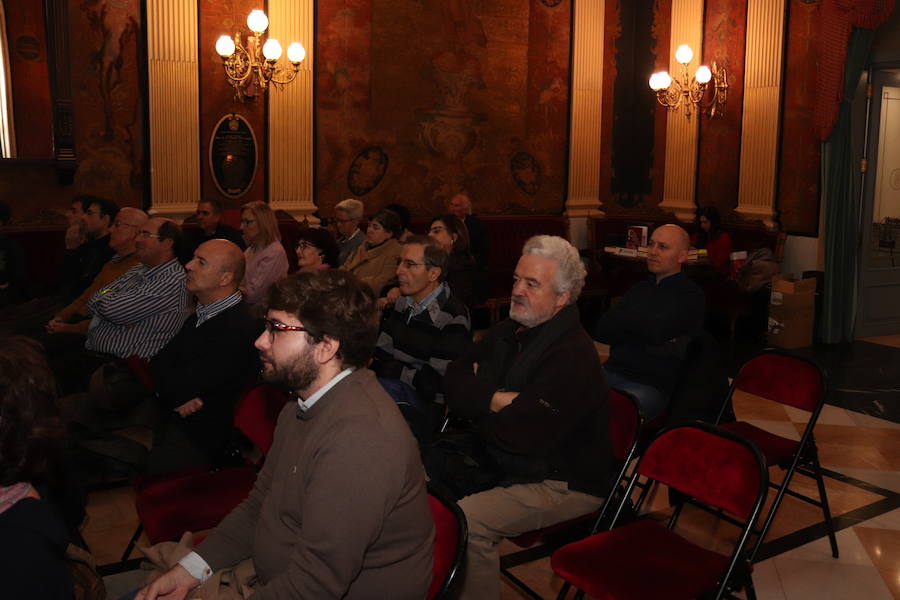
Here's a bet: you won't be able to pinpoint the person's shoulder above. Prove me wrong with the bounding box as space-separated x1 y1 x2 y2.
438 289 470 319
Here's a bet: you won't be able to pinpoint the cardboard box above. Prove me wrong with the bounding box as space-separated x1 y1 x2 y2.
767 275 816 349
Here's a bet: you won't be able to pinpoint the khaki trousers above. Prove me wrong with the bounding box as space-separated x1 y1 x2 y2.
456 480 604 599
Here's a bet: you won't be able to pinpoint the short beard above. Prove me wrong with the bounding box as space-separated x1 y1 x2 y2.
262 346 320 394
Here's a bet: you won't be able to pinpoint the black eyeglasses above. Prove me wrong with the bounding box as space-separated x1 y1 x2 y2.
263 317 311 337
396 258 426 269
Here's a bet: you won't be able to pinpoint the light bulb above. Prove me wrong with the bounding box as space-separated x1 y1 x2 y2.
247 10 268 34
650 71 672 90
287 42 306 64
215 35 235 57
262 38 282 60
695 65 712 84
675 44 693 65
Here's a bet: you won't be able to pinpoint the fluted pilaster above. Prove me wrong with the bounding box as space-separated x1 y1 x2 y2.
267 0 315 222
566 0 604 221
736 0 785 229
146 0 199 221
659 0 704 223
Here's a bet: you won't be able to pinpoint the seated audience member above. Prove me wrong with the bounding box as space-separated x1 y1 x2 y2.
385 202 414 241
448 192 489 267
0 337 79 599
184 198 245 256
341 208 403 295
58 195 118 302
239 201 289 309
136 271 433 600
294 227 340 274
146 239 261 475
371 236 470 438
692 205 733 279
437 235 611 600
45 207 148 338
333 198 365 266
0 200 27 307
592 224 705 421
50 218 191 395
428 213 488 308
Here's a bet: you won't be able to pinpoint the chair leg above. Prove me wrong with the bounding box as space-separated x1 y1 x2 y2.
811 454 839 558
121 523 143 562
556 581 571 600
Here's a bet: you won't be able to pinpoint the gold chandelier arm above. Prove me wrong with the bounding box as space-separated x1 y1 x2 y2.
223 40 254 86
267 65 299 86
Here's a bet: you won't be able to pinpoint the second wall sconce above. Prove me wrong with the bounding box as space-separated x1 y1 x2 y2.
649 44 728 119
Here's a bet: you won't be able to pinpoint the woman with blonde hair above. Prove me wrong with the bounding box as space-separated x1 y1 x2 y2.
240 201 289 307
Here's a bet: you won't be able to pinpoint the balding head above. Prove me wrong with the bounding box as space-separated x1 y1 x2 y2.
109 207 149 255
647 224 691 282
185 239 246 304
448 193 472 219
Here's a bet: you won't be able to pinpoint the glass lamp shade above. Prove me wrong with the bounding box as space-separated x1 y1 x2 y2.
215 35 235 58
649 71 672 91
247 10 269 34
675 44 694 65
262 38 282 60
695 65 712 84
287 42 306 64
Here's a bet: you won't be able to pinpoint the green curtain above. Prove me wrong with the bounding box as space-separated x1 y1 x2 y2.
819 27 876 344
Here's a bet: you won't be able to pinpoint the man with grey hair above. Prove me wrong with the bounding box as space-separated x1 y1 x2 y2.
438 234 612 599
333 198 365 266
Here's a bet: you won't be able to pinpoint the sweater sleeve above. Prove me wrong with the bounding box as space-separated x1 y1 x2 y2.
242 244 289 305
249 418 408 599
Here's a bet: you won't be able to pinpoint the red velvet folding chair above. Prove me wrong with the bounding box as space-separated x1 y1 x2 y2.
119 384 287 562
551 422 768 600
716 349 838 561
499 389 644 599
427 484 467 600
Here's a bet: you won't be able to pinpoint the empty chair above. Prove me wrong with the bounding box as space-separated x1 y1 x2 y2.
716 349 838 561
551 422 768 600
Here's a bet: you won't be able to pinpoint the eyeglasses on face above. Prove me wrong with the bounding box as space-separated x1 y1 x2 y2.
263 317 311 337
428 225 447 234
138 230 162 238
296 240 322 252
240 218 257 226
113 221 140 229
396 258 425 269
334 217 354 224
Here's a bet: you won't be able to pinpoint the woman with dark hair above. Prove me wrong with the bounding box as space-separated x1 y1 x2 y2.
384 202 413 242
693 206 733 278
341 209 403 294
0 337 78 598
295 227 340 274
428 214 487 308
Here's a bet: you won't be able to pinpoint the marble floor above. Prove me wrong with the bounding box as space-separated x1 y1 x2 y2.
85 335 900 599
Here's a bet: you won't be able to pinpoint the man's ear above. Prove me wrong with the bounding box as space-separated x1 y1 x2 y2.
677 249 689 265
428 267 441 283
316 335 341 365
554 290 571 310
219 270 235 287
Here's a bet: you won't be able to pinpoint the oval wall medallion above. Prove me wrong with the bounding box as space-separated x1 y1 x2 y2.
209 113 257 199
347 146 389 196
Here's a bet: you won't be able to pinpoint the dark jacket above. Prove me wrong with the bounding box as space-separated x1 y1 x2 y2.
445 304 612 496
592 272 705 395
58 234 115 301
150 301 262 457
464 214 490 267
185 225 246 257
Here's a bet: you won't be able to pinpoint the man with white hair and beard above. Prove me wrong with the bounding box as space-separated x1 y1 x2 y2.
440 235 612 599
137 270 434 600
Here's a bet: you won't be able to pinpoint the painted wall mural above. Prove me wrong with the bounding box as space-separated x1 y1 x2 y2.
70 0 143 208
315 0 572 217
599 0 671 217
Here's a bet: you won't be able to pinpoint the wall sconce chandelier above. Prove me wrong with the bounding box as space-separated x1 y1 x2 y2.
649 45 728 118
215 10 306 103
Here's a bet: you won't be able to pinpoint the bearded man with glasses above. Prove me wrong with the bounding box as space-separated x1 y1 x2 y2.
137 270 434 600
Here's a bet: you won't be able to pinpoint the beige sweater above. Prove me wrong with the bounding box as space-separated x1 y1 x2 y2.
341 238 401 295
197 368 434 599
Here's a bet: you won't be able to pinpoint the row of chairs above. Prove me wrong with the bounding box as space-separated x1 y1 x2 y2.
503 349 836 600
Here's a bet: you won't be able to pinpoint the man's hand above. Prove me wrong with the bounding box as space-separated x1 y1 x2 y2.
174 398 204 418
64 224 84 250
376 287 402 310
490 391 517 413
46 318 79 334
135 564 199 600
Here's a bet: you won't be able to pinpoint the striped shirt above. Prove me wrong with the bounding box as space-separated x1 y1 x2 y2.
195 290 243 327
85 258 191 359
